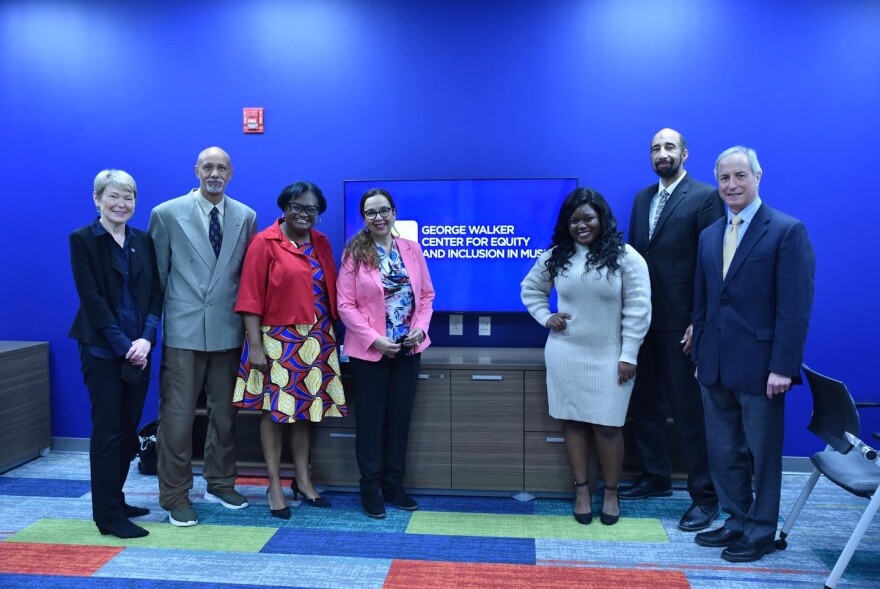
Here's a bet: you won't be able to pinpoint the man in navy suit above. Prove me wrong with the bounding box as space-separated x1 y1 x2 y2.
623 128 724 532
691 146 815 563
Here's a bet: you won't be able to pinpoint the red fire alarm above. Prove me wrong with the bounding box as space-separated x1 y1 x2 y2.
242 108 264 134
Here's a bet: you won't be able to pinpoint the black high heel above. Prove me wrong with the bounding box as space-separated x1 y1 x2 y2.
266 489 291 520
574 480 592 525
291 480 330 508
600 485 620 526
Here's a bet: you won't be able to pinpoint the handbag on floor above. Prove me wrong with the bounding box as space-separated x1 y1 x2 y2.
136 420 159 475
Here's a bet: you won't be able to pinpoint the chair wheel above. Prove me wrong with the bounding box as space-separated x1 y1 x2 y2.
774 538 787 550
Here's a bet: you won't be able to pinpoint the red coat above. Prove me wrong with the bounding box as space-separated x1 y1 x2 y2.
235 220 338 325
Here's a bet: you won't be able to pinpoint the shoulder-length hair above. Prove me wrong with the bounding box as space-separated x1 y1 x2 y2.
341 188 398 273
544 187 625 280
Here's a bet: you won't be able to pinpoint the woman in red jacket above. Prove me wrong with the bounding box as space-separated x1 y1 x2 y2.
233 182 347 519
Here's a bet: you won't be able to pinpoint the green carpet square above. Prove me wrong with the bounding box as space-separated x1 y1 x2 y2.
407 512 668 542
7 519 277 552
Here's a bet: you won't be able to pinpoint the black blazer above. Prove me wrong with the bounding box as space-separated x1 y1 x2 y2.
628 174 724 331
68 222 163 350
691 203 815 395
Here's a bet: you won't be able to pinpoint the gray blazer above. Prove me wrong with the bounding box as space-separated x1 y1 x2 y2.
149 189 257 351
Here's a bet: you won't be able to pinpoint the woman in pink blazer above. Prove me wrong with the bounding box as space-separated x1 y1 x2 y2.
337 188 435 519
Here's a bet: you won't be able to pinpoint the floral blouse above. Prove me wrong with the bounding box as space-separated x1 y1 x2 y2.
376 241 415 342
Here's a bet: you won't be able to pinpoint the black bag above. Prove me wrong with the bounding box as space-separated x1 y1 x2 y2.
137 420 159 475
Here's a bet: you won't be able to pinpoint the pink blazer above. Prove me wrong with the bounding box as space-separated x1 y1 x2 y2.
337 238 435 362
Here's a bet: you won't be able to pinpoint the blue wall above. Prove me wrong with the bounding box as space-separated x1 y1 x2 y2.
1 0 878 456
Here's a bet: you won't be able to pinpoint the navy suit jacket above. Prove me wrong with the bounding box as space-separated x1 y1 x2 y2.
691 203 815 395
628 174 724 331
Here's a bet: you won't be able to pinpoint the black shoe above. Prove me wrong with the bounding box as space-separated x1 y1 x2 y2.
600 486 620 526
695 526 743 547
721 537 776 563
679 502 720 532
361 490 386 519
266 490 291 520
291 480 331 508
573 480 592 525
383 486 418 511
97 519 149 539
123 503 150 518
618 478 673 500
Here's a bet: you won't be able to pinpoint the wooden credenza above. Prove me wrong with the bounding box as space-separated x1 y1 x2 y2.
0 342 52 473
198 347 682 495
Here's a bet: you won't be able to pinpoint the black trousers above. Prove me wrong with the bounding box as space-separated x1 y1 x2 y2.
629 329 716 504
79 345 149 526
350 353 420 491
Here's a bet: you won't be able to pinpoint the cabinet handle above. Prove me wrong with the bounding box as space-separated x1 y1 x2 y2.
545 436 565 443
329 432 356 439
471 375 503 381
418 373 430 380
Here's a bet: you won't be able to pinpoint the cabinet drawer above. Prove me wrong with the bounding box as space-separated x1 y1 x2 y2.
524 370 562 433
406 370 451 489
524 432 572 493
310 427 360 486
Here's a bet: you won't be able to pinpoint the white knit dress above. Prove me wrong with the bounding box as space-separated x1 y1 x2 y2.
521 243 651 426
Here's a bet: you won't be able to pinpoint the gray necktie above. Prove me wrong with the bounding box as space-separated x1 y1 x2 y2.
722 214 742 279
649 189 670 239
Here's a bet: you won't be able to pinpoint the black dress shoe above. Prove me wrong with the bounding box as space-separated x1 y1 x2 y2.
599 486 620 526
721 537 775 562
97 519 149 539
266 490 291 520
573 480 592 525
123 504 150 518
383 486 418 511
695 526 743 547
292 482 330 508
679 502 720 532
618 479 672 500
361 490 386 519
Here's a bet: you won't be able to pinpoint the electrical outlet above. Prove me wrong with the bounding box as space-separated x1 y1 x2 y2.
449 314 464 336
478 316 491 336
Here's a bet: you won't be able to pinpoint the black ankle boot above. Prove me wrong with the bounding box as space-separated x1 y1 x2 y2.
360 489 386 519
383 485 418 511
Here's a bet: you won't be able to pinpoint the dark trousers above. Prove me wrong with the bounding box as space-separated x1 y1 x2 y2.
630 329 716 504
701 382 785 544
79 345 149 526
157 346 240 509
350 353 420 491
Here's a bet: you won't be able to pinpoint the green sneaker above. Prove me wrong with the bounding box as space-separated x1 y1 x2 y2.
167 502 198 527
205 489 249 510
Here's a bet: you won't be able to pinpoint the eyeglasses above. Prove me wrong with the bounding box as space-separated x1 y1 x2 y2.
364 207 393 220
288 203 320 216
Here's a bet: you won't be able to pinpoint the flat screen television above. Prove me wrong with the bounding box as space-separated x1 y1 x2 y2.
342 178 578 312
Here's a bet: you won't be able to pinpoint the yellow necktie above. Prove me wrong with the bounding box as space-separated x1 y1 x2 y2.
722 214 742 279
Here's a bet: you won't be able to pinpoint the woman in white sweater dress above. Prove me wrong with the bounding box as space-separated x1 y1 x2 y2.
521 188 651 526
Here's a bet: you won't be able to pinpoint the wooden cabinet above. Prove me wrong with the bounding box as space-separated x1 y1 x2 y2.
523 370 572 493
0 342 52 474
451 369 523 490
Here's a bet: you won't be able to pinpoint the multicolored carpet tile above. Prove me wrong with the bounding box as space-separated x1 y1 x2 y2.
0 452 878 588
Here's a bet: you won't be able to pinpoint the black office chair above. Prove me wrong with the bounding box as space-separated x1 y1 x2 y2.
775 364 880 589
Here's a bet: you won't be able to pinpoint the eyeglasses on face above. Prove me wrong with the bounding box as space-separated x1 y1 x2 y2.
364 207 393 220
288 203 320 216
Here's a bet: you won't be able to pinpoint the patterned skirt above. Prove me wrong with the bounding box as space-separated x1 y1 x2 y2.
232 313 347 423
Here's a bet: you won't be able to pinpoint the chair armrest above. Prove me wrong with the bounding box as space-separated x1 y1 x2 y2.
855 402 880 409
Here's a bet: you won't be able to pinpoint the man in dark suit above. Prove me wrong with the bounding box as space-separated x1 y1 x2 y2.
692 146 815 563
623 128 723 532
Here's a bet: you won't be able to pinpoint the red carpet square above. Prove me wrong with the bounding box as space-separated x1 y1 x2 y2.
0 542 122 576
384 559 690 589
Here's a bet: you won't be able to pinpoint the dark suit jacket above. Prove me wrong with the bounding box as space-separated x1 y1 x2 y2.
691 203 815 395
628 174 724 331
68 222 163 350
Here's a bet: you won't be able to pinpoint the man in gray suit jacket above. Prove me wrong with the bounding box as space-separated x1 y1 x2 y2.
623 129 724 532
149 147 257 527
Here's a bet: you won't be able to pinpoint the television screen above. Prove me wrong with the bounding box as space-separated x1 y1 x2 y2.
342 178 578 312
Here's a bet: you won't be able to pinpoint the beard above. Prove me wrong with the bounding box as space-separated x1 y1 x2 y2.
653 159 681 179
205 180 224 194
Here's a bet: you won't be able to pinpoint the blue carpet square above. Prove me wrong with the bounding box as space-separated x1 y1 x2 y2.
0 477 91 498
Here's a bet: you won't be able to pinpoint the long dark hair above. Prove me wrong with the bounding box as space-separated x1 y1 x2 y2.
544 187 625 280
342 188 398 273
